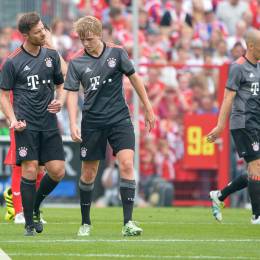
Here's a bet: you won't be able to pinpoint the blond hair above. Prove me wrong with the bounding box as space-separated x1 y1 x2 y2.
74 16 102 39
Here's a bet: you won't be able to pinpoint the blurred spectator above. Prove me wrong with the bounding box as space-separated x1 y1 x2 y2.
140 134 157 183
230 41 246 61
242 10 254 29
194 9 228 42
227 20 247 51
196 93 219 114
102 23 116 43
102 0 128 24
51 18 72 55
250 0 260 29
160 0 193 30
212 39 230 65
145 66 165 115
95 161 121 207
187 39 204 72
216 0 249 35
155 139 176 182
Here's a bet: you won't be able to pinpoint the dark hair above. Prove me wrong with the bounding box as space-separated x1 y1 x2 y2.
18 12 41 34
44 23 50 31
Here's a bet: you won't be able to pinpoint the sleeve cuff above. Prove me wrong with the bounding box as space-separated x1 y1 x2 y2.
125 69 135 77
225 87 237 92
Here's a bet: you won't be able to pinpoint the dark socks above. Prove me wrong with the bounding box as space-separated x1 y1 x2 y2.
21 177 36 226
120 178 136 225
79 179 93 225
219 174 248 201
34 174 59 214
248 176 260 218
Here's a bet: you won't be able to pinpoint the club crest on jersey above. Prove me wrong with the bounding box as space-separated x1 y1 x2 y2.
252 142 259 151
107 57 117 68
18 147 28 157
45 57 53 68
81 147 87 158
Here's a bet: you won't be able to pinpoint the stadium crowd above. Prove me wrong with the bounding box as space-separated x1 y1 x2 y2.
0 0 255 204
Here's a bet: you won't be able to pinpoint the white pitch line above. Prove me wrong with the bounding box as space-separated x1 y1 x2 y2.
6 253 259 259
2 239 260 243
0 249 11 260
0 222 249 225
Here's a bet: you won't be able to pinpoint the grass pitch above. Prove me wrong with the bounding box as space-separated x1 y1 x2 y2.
0 207 260 259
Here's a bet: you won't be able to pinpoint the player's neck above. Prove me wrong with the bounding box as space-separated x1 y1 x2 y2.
87 41 104 57
245 53 257 65
22 41 41 56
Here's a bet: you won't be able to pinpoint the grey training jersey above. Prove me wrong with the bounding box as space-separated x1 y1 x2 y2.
0 46 64 131
226 56 260 130
64 42 135 126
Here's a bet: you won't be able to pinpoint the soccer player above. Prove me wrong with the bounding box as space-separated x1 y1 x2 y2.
207 29 260 224
0 12 66 236
65 16 155 236
2 23 66 225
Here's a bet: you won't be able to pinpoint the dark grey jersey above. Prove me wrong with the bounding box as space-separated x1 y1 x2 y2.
64 42 135 126
226 56 260 130
0 46 64 131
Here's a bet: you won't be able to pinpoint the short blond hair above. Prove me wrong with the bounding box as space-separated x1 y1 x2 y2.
74 16 102 39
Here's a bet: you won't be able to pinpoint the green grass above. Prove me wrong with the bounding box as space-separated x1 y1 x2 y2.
0 207 260 259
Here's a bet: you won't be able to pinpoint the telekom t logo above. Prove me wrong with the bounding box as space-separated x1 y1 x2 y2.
27 75 39 90
251 82 259 96
90 76 100 90
27 74 51 90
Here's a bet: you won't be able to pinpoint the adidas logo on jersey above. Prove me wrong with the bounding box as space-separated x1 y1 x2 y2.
85 67 92 73
23 65 31 71
249 72 255 78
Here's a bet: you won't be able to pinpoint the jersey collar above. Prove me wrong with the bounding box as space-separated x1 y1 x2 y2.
243 55 257 68
84 42 106 59
21 45 42 58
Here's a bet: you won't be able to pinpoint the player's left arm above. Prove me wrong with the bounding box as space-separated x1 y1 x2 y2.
119 48 155 131
128 73 155 131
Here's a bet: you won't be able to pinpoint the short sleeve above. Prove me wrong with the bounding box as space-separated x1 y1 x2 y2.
53 51 64 85
226 64 242 91
64 61 80 91
119 48 135 76
0 59 15 90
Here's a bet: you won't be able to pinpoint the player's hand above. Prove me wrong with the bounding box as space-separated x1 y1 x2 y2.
207 126 223 143
145 108 156 132
10 120 26 132
70 124 82 143
47 99 62 113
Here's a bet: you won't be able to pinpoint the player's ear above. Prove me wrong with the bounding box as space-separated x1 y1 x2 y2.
22 33 29 40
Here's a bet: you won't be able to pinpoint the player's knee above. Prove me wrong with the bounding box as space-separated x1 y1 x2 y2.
54 169 65 181
82 167 98 183
22 161 38 178
119 159 134 178
48 164 65 181
248 160 260 176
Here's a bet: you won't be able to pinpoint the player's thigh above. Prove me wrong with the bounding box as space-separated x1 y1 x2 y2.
108 122 135 157
15 129 40 166
231 128 260 160
80 128 107 161
232 128 260 175
39 130 65 164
